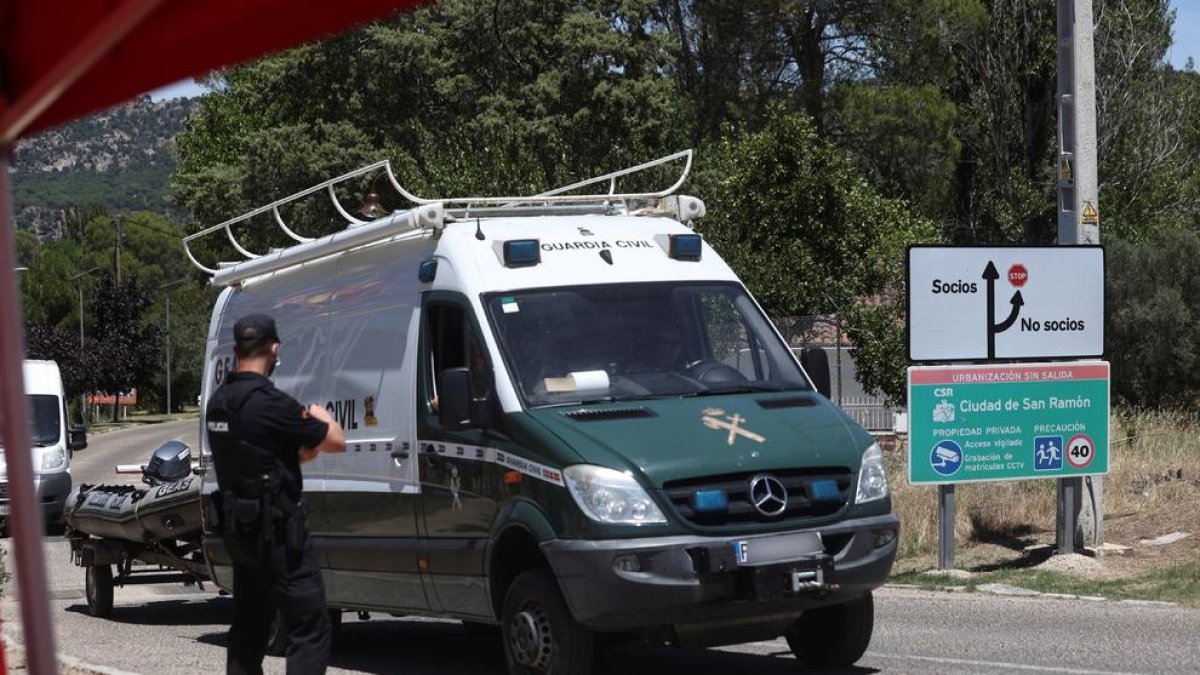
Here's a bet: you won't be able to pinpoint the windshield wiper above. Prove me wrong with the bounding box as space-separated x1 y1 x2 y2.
531 396 617 410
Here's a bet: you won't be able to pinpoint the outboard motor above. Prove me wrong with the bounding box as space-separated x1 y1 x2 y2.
143 440 193 486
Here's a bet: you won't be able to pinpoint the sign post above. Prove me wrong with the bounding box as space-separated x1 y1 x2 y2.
939 484 955 570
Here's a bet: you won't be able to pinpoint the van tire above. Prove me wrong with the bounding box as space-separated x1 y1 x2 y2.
502 569 593 675
784 592 874 668
85 564 114 618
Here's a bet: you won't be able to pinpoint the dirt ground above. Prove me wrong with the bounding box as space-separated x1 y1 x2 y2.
894 470 1200 583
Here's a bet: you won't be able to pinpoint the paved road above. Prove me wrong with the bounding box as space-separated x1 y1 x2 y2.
4 422 1199 674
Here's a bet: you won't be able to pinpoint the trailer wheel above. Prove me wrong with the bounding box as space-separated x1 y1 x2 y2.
85 564 114 618
785 592 874 668
502 569 594 675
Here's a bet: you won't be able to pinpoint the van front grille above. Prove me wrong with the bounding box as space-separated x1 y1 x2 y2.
662 468 853 527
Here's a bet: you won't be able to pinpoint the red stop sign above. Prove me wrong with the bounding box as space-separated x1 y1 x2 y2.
1008 264 1028 287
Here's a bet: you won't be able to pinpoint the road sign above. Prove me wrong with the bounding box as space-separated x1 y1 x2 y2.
1008 264 1028 288
907 246 1104 362
908 361 1109 485
86 388 138 405
1065 434 1095 469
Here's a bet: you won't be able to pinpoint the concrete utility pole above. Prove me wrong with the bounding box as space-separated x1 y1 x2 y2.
70 266 101 424
159 278 187 414
114 214 124 284
1056 0 1101 554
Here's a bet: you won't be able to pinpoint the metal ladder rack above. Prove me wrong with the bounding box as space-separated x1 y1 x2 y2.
183 149 699 285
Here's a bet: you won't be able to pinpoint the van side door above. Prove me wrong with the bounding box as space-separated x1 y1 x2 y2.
417 293 501 617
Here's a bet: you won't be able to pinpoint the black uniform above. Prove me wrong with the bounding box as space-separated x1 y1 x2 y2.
206 371 331 675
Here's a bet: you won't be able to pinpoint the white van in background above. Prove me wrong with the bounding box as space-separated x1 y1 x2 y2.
0 360 88 530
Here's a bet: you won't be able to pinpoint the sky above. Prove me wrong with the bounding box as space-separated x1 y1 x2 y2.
146 1 1198 102
1170 0 1199 68
147 78 209 101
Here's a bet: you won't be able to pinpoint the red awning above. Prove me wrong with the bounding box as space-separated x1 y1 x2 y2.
0 3 426 673
0 0 427 142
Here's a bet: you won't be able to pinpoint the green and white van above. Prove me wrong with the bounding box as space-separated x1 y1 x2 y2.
191 152 898 674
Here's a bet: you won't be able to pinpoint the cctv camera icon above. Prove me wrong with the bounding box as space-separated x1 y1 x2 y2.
933 447 960 467
930 440 963 476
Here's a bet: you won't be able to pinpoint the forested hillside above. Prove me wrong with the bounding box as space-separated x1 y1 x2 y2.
10 95 198 237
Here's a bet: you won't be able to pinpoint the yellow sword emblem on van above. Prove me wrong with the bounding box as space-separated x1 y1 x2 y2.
701 408 766 446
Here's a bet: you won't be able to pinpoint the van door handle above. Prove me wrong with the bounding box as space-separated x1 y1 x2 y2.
390 449 410 460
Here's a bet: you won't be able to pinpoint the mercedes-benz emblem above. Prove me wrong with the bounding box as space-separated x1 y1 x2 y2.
748 474 788 516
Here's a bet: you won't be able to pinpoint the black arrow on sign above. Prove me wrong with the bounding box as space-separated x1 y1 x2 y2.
983 261 1024 360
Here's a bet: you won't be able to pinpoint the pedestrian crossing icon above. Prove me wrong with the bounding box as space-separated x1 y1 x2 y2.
1034 435 1063 471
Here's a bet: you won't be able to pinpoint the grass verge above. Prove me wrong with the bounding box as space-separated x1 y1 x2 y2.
891 562 1200 606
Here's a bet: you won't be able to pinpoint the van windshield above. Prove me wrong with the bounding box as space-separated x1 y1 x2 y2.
484 282 811 408
30 395 61 446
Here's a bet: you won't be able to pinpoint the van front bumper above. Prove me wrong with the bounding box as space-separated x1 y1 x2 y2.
541 513 898 631
0 471 72 524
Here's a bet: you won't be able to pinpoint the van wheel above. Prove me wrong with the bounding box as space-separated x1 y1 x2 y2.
85 564 114 618
502 569 593 675
785 592 874 668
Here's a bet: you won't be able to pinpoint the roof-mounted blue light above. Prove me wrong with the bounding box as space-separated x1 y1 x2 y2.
669 233 703 261
503 239 541 268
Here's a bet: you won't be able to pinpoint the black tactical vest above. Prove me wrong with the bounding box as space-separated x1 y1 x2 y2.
206 376 285 499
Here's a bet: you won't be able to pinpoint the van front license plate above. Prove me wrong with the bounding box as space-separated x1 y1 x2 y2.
0 504 9 516
731 531 823 566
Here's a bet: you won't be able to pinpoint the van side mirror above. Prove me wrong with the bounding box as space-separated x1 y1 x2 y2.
437 368 493 430
68 425 88 451
800 347 832 399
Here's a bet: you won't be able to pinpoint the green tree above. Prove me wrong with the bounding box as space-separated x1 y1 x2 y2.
173 0 687 260
87 271 162 421
693 111 938 402
1105 231 1200 408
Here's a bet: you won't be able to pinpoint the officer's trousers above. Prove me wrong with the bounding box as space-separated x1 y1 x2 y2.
224 529 330 675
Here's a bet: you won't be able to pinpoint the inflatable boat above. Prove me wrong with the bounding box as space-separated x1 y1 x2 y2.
64 440 202 543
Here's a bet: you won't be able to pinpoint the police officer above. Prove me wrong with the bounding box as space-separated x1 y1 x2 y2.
205 314 345 675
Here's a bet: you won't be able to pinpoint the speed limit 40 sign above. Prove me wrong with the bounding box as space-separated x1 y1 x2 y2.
1066 434 1096 470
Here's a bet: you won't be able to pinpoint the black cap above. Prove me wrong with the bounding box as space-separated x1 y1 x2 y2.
233 313 279 353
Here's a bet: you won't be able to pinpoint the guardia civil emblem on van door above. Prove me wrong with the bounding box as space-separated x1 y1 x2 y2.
701 408 766 446
364 396 378 427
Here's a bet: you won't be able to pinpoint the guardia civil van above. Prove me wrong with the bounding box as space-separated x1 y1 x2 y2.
188 151 898 674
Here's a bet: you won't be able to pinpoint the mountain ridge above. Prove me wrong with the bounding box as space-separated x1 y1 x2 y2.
9 95 199 237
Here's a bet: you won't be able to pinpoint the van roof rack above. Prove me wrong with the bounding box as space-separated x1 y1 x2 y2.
183 150 701 285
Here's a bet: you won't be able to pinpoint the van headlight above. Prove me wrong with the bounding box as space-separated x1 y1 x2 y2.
563 465 667 525
36 447 67 473
855 442 889 504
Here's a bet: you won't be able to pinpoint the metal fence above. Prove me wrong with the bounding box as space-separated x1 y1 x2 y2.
776 315 905 433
